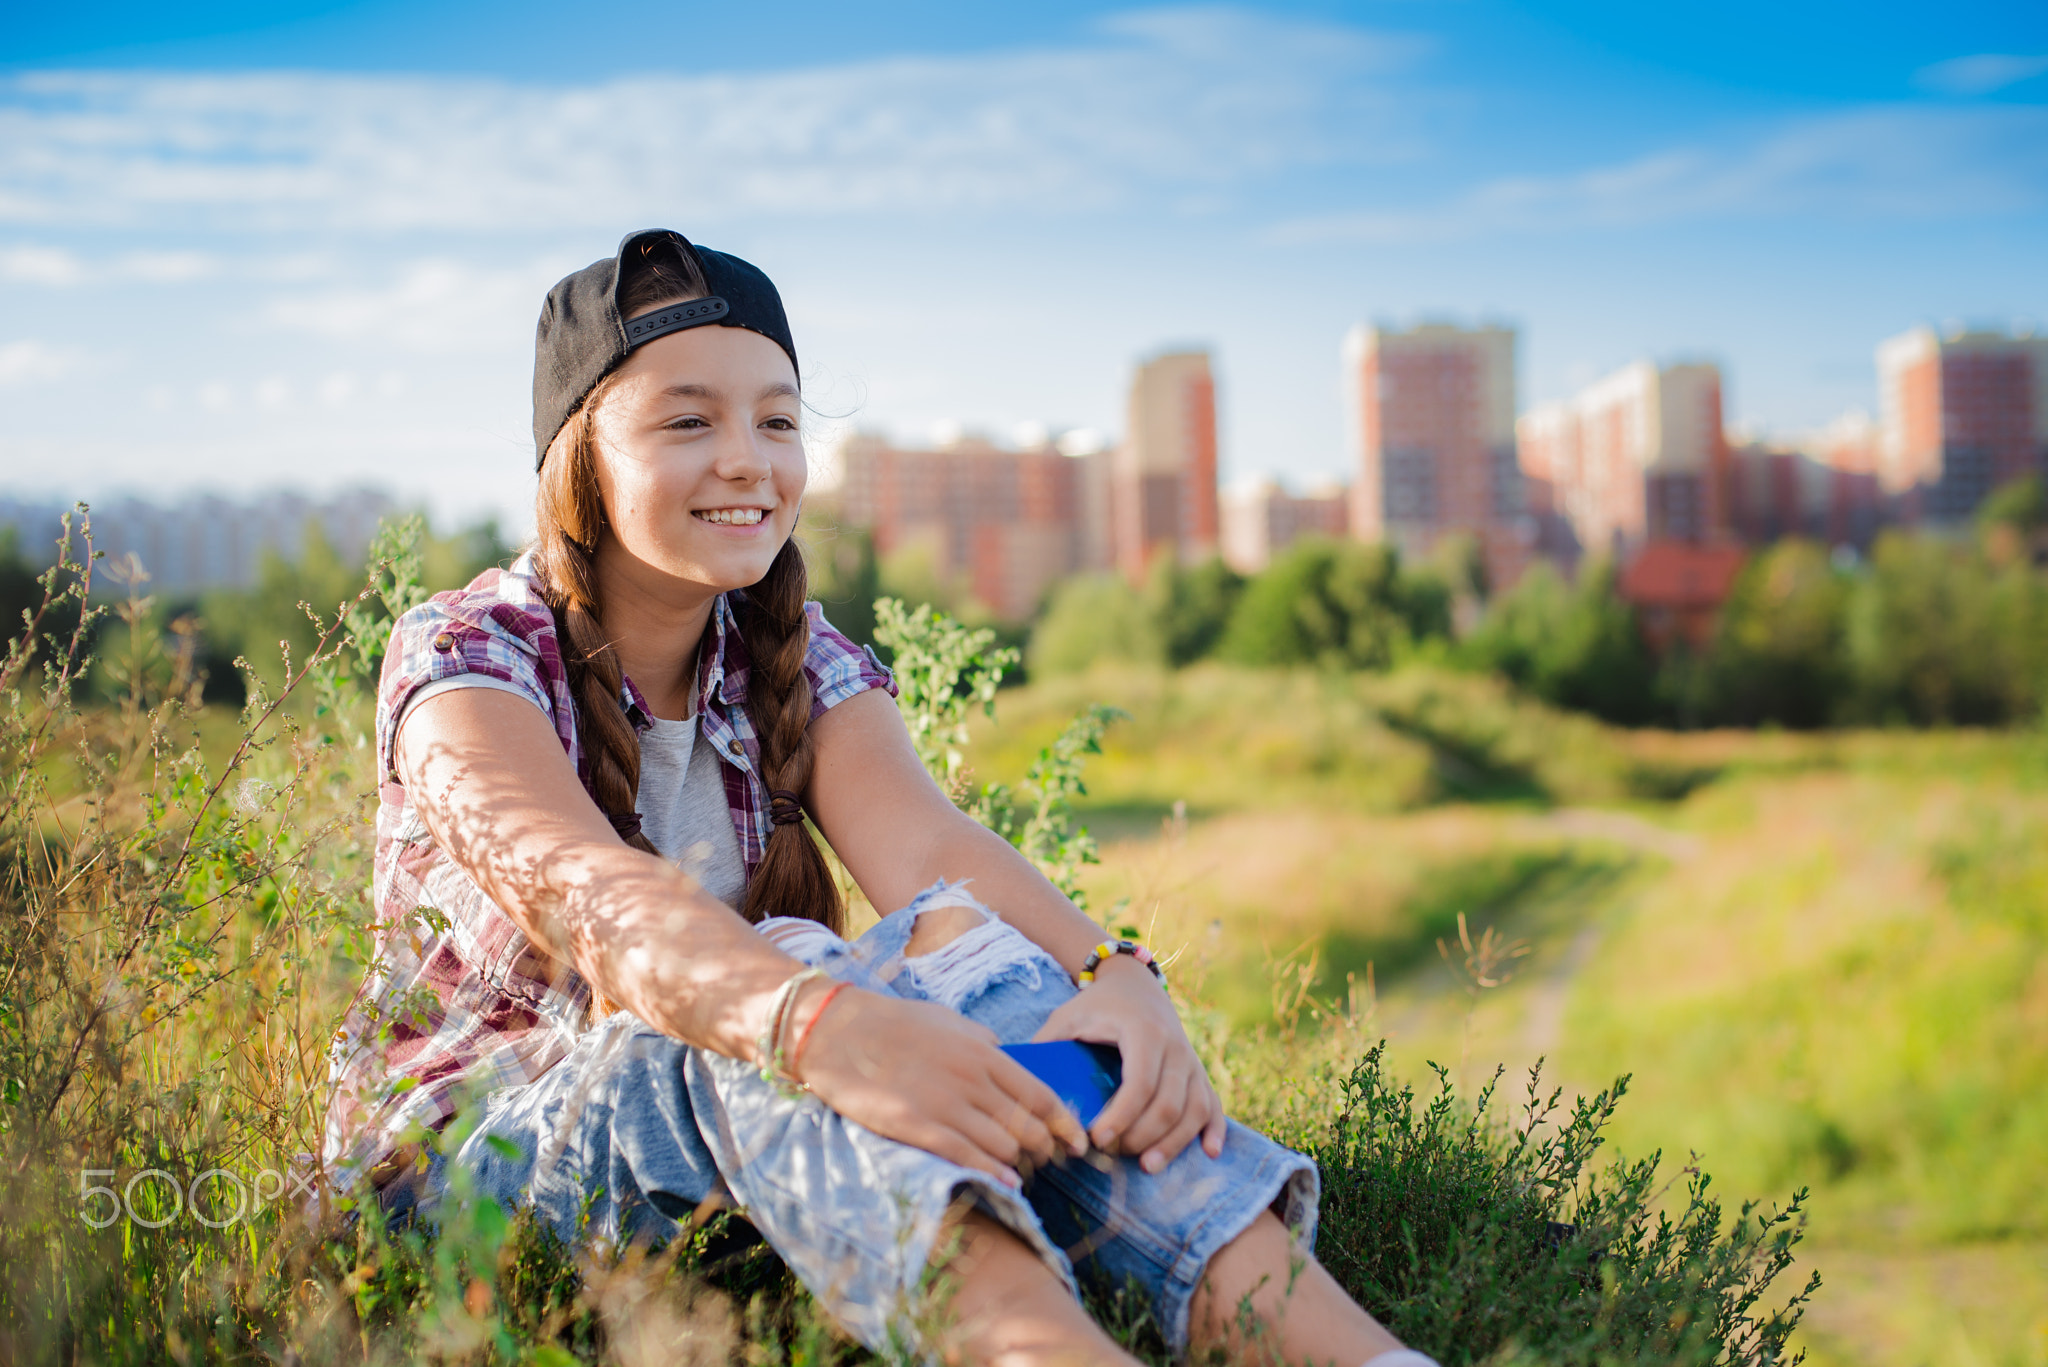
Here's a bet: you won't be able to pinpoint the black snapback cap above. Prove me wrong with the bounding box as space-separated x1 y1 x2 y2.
531 229 798 470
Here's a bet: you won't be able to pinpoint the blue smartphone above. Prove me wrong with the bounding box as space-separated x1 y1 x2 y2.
1000 1041 1123 1127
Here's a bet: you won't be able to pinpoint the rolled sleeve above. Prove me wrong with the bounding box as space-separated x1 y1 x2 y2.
377 598 553 781
802 601 897 718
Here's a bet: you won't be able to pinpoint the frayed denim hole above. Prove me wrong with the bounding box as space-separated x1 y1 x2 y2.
757 915 848 967
903 877 993 920
1273 1161 1321 1251
903 918 1047 1014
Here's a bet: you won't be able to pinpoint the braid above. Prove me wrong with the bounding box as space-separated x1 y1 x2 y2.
737 540 844 934
534 397 659 858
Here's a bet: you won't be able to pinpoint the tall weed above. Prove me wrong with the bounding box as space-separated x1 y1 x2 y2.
0 520 1816 1364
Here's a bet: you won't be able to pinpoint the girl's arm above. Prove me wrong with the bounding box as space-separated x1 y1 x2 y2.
395 686 1082 1183
398 687 810 1058
806 688 1227 1172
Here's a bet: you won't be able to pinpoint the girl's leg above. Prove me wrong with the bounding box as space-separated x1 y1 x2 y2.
936 1210 1141 1367
1187 1209 1407 1366
896 902 1143 1366
877 891 1426 1366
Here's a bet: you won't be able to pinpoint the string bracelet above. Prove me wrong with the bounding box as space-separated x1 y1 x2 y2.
789 980 851 1078
757 966 828 1099
1077 939 1166 990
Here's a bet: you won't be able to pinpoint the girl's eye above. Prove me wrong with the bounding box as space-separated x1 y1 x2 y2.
667 416 709 430
761 416 797 431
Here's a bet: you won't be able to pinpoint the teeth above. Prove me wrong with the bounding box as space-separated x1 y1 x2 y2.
698 508 765 525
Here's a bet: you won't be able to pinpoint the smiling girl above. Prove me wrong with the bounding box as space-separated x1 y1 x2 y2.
324 230 1432 1367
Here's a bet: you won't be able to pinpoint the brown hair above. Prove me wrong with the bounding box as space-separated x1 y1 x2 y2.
532 236 842 933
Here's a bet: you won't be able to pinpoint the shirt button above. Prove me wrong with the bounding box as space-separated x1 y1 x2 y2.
727 739 744 755
432 632 455 652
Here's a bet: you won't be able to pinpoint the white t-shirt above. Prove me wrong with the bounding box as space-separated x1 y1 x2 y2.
399 675 750 910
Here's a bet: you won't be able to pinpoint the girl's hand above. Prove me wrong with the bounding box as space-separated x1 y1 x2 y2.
793 984 1090 1187
1031 957 1226 1173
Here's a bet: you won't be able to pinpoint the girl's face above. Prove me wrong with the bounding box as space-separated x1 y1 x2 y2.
588 322 804 597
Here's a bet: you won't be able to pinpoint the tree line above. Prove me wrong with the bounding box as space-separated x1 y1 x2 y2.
1 515 509 706
1023 474 2048 729
10 474 2046 729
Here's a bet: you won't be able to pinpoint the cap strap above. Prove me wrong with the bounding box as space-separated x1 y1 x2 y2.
623 296 730 350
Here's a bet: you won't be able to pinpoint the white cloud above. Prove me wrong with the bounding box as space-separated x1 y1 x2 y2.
0 339 86 385
0 244 223 285
1914 54 2048 97
0 246 82 284
0 8 1424 234
263 258 549 353
1268 105 2048 244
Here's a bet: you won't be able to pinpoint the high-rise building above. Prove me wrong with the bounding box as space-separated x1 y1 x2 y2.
1517 360 1726 558
1512 401 1584 573
1218 478 1349 574
1113 350 1219 580
0 487 401 594
1345 322 1531 587
1721 413 1884 551
1722 439 1830 546
1877 325 2048 522
831 431 1104 622
1804 411 1886 549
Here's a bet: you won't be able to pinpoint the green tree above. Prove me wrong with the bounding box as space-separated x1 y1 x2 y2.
1465 557 1658 724
1219 537 1448 670
1979 473 2048 567
1144 555 1245 665
1028 573 1164 676
1845 533 2010 725
803 524 883 653
195 514 509 705
1703 540 1848 728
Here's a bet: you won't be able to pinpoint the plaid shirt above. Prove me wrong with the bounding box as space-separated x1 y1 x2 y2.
322 552 895 1189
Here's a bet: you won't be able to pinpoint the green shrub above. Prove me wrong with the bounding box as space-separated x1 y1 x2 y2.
1144 555 1245 666
1702 541 1849 728
1220 537 1449 670
1843 531 2048 725
1028 573 1163 676
1461 558 1658 724
1298 1049 1815 1366
0 515 1815 1364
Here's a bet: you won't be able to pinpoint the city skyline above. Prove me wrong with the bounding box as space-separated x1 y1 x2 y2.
2 1 2044 532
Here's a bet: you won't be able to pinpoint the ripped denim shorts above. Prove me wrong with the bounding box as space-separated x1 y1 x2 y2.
426 882 1320 1358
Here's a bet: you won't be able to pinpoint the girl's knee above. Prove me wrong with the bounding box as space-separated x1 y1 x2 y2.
906 901 990 957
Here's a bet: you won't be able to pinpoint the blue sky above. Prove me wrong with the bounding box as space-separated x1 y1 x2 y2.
3 1 2044 530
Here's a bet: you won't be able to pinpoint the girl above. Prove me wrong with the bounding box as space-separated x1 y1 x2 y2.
326 229 1433 1367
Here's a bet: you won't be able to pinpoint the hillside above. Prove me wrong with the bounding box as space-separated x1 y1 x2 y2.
967 664 2048 1367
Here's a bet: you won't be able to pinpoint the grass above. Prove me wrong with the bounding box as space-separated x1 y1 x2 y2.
0 544 1840 1364
966 663 2048 1367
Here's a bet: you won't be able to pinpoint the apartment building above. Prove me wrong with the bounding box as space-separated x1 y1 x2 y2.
1113 350 1220 580
831 431 1105 622
1345 322 1532 587
1877 325 2048 522
1218 478 1348 574
1517 360 1726 558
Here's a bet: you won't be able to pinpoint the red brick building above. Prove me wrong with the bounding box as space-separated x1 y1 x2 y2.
1517 360 1727 559
1346 322 1534 589
1617 542 1748 655
1218 478 1349 573
1114 350 1219 581
1878 326 2048 522
833 432 1106 622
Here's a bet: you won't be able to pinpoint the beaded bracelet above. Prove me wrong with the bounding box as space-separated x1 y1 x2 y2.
1076 939 1165 988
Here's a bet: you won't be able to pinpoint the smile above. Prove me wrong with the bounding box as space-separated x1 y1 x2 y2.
695 508 767 525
